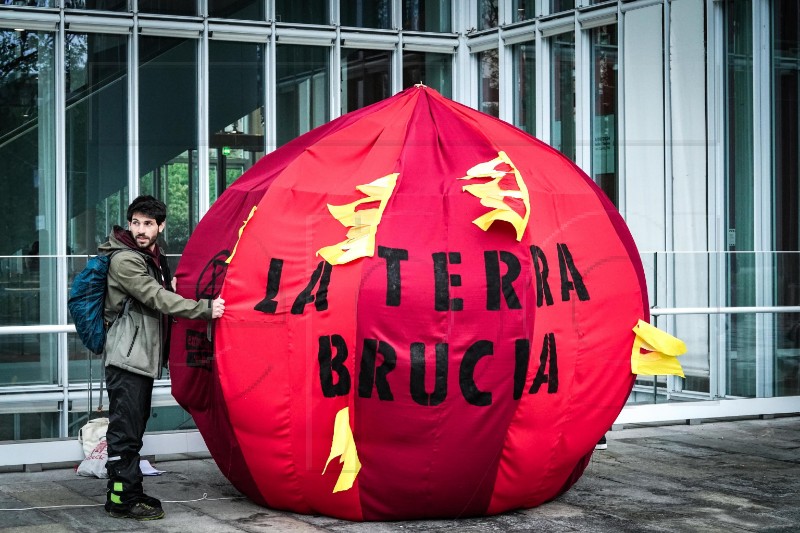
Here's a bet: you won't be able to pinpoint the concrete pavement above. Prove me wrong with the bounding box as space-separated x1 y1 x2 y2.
0 416 798 532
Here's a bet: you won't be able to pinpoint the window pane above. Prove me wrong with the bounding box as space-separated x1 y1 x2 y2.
0 331 58 387
725 0 755 397
478 0 497 31
65 0 127 9
512 0 535 23
66 33 129 256
402 51 452 97
275 0 329 24
208 40 265 203
9 0 56 6
0 30 58 331
276 45 329 146
550 32 575 161
551 0 574 13
403 0 451 33
772 0 800 397
138 0 196 16
341 0 391 29
139 36 198 254
209 0 264 20
0 411 59 440
591 25 618 206
341 49 391 114
478 49 498 117
512 42 535 135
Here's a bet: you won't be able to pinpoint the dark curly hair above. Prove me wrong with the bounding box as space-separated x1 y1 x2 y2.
127 195 167 225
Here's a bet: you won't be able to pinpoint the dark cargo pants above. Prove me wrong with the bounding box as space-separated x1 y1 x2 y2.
105 364 154 508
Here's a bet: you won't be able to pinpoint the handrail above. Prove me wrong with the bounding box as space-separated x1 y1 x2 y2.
651 306 800 315
0 324 76 335
0 306 799 335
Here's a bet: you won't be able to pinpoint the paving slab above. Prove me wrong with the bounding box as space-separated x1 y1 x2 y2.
0 416 797 532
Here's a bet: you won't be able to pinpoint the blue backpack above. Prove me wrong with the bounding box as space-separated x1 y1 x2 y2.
68 251 120 355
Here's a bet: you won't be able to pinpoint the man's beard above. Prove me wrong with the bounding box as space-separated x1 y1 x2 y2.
135 233 157 249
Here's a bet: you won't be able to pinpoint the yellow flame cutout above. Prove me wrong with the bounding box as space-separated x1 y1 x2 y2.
322 407 361 493
459 151 530 241
225 205 258 265
317 174 398 265
630 320 687 377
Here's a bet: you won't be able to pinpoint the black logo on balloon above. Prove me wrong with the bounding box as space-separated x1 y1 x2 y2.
185 329 213 371
196 250 231 300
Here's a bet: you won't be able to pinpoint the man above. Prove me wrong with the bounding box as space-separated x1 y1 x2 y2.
100 195 225 520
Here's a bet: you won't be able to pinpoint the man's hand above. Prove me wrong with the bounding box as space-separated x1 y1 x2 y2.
212 297 226 319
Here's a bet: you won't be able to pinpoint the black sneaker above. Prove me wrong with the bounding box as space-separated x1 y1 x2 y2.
138 494 162 508
595 435 608 450
106 501 165 520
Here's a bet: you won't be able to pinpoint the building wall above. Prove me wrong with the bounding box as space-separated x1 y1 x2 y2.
0 0 798 453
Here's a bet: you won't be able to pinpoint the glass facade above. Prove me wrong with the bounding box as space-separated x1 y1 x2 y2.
550 31 575 162
591 25 618 206
276 45 329 146
275 0 328 24
66 0 126 10
479 0 497 31
66 32 129 257
208 40 265 201
512 0 534 23
403 0 451 33
478 48 499 117
209 0 264 20
341 0 392 29
512 41 535 135
341 48 391 114
139 36 199 255
0 0 797 455
772 0 800 396
402 51 452 97
725 0 755 397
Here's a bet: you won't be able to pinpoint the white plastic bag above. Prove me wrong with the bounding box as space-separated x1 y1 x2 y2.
78 417 108 458
76 439 108 478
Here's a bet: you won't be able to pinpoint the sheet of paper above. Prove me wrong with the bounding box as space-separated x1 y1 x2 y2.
140 459 165 476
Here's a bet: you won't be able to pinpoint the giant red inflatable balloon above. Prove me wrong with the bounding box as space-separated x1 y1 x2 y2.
170 86 648 520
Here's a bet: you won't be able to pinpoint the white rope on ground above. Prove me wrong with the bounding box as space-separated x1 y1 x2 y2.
0 493 243 511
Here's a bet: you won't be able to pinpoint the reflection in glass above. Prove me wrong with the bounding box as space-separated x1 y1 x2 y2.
64 0 126 9
725 0 755 397
138 0 195 16
341 49 391 114
209 0 264 20
772 0 800 397
208 41 265 202
512 0 535 22
276 45 329 146
0 411 59 440
551 0 574 13
512 41 535 135
478 49 499 117
551 32 575 161
478 0 498 31
402 51 452 97
0 28 58 390
66 32 128 256
403 0 451 32
341 0 391 29
275 0 329 24
591 25 618 206
0 331 58 386
138 36 198 254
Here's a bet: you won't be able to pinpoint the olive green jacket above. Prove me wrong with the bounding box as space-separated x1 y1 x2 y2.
99 229 211 378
